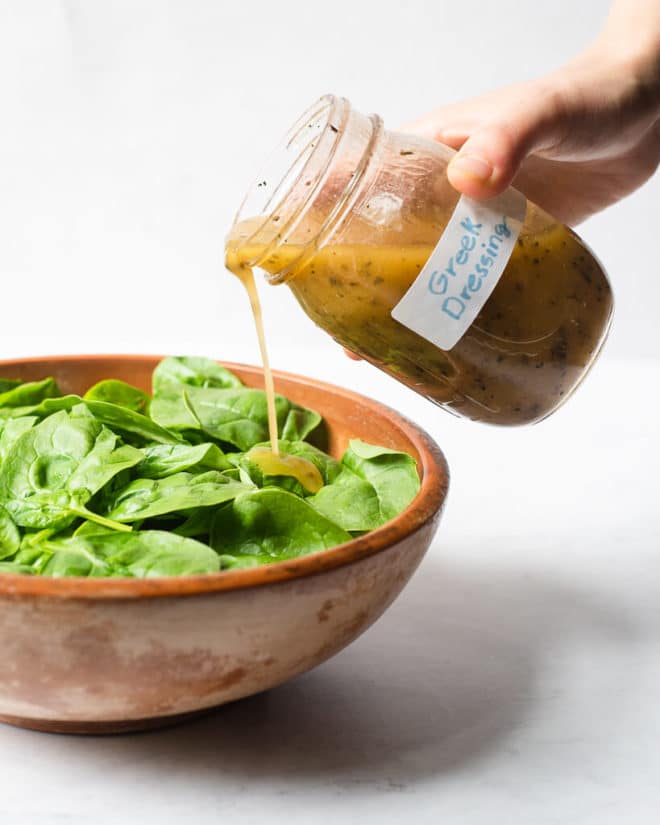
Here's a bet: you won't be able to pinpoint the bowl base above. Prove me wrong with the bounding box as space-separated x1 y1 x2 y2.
0 706 219 735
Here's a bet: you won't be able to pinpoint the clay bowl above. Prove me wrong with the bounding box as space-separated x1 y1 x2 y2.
0 355 449 734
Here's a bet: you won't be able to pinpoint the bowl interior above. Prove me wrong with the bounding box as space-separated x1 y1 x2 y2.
0 355 449 596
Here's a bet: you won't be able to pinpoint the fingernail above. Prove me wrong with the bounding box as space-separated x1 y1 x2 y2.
449 154 493 182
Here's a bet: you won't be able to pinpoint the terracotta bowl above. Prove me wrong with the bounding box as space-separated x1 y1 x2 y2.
0 355 449 734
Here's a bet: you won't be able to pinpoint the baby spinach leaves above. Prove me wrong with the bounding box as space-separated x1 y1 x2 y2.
0 359 420 577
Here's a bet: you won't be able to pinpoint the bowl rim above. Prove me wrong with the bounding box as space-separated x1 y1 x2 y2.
0 354 449 600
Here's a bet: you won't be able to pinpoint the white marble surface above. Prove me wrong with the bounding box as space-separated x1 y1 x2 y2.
0 353 659 824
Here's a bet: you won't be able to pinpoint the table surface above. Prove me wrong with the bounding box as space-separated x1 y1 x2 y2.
0 351 658 825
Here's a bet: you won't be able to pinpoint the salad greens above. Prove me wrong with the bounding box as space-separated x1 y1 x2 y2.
0 356 420 578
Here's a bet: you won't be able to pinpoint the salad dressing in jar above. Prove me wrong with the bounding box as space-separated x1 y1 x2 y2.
226 95 613 426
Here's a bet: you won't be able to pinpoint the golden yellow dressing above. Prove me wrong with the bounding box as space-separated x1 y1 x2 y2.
225 249 325 492
245 446 324 494
225 256 280 453
227 219 613 426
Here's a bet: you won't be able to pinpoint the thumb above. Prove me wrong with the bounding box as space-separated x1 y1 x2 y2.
447 109 551 200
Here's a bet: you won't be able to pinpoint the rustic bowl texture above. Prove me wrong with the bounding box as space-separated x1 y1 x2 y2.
0 355 449 734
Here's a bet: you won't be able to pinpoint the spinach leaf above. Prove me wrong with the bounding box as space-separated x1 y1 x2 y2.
153 356 244 394
342 440 420 505
0 504 20 560
37 540 112 577
0 416 38 464
0 377 61 409
171 507 217 538
73 521 116 537
148 394 200 435
87 464 134 517
0 561 34 574
84 380 151 414
220 467 241 482
5 394 181 446
106 471 251 522
210 487 351 560
309 439 420 532
136 442 231 478
0 409 142 531
17 531 220 577
68 434 144 499
0 395 82 421
218 553 266 570
17 528 55 555
0 379 22 394
10 530 67 574
83 399 182 446
151 385 320 451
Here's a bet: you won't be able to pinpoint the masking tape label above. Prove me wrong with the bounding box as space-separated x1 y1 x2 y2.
391 189 527 350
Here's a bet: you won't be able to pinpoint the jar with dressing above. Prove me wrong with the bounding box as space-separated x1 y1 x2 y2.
226 95 613 426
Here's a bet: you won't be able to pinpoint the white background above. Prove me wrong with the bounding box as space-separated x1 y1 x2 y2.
0 0 657 363
0 2 659 824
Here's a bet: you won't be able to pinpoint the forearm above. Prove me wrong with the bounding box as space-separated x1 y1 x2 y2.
544 1 660 155
600 0 660 53
595 0 660 105
405 0 660 221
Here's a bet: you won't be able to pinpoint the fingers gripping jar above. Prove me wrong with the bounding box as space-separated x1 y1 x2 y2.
226 95 613 426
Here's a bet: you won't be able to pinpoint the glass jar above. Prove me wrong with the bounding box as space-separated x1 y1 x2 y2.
226 95 614 426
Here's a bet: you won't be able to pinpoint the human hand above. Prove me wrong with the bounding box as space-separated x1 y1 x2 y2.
403 2 660 225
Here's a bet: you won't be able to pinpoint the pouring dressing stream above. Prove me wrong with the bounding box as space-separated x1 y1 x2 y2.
225 251 324 495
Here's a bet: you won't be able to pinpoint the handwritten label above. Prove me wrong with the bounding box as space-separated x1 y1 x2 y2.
391 189 527 351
